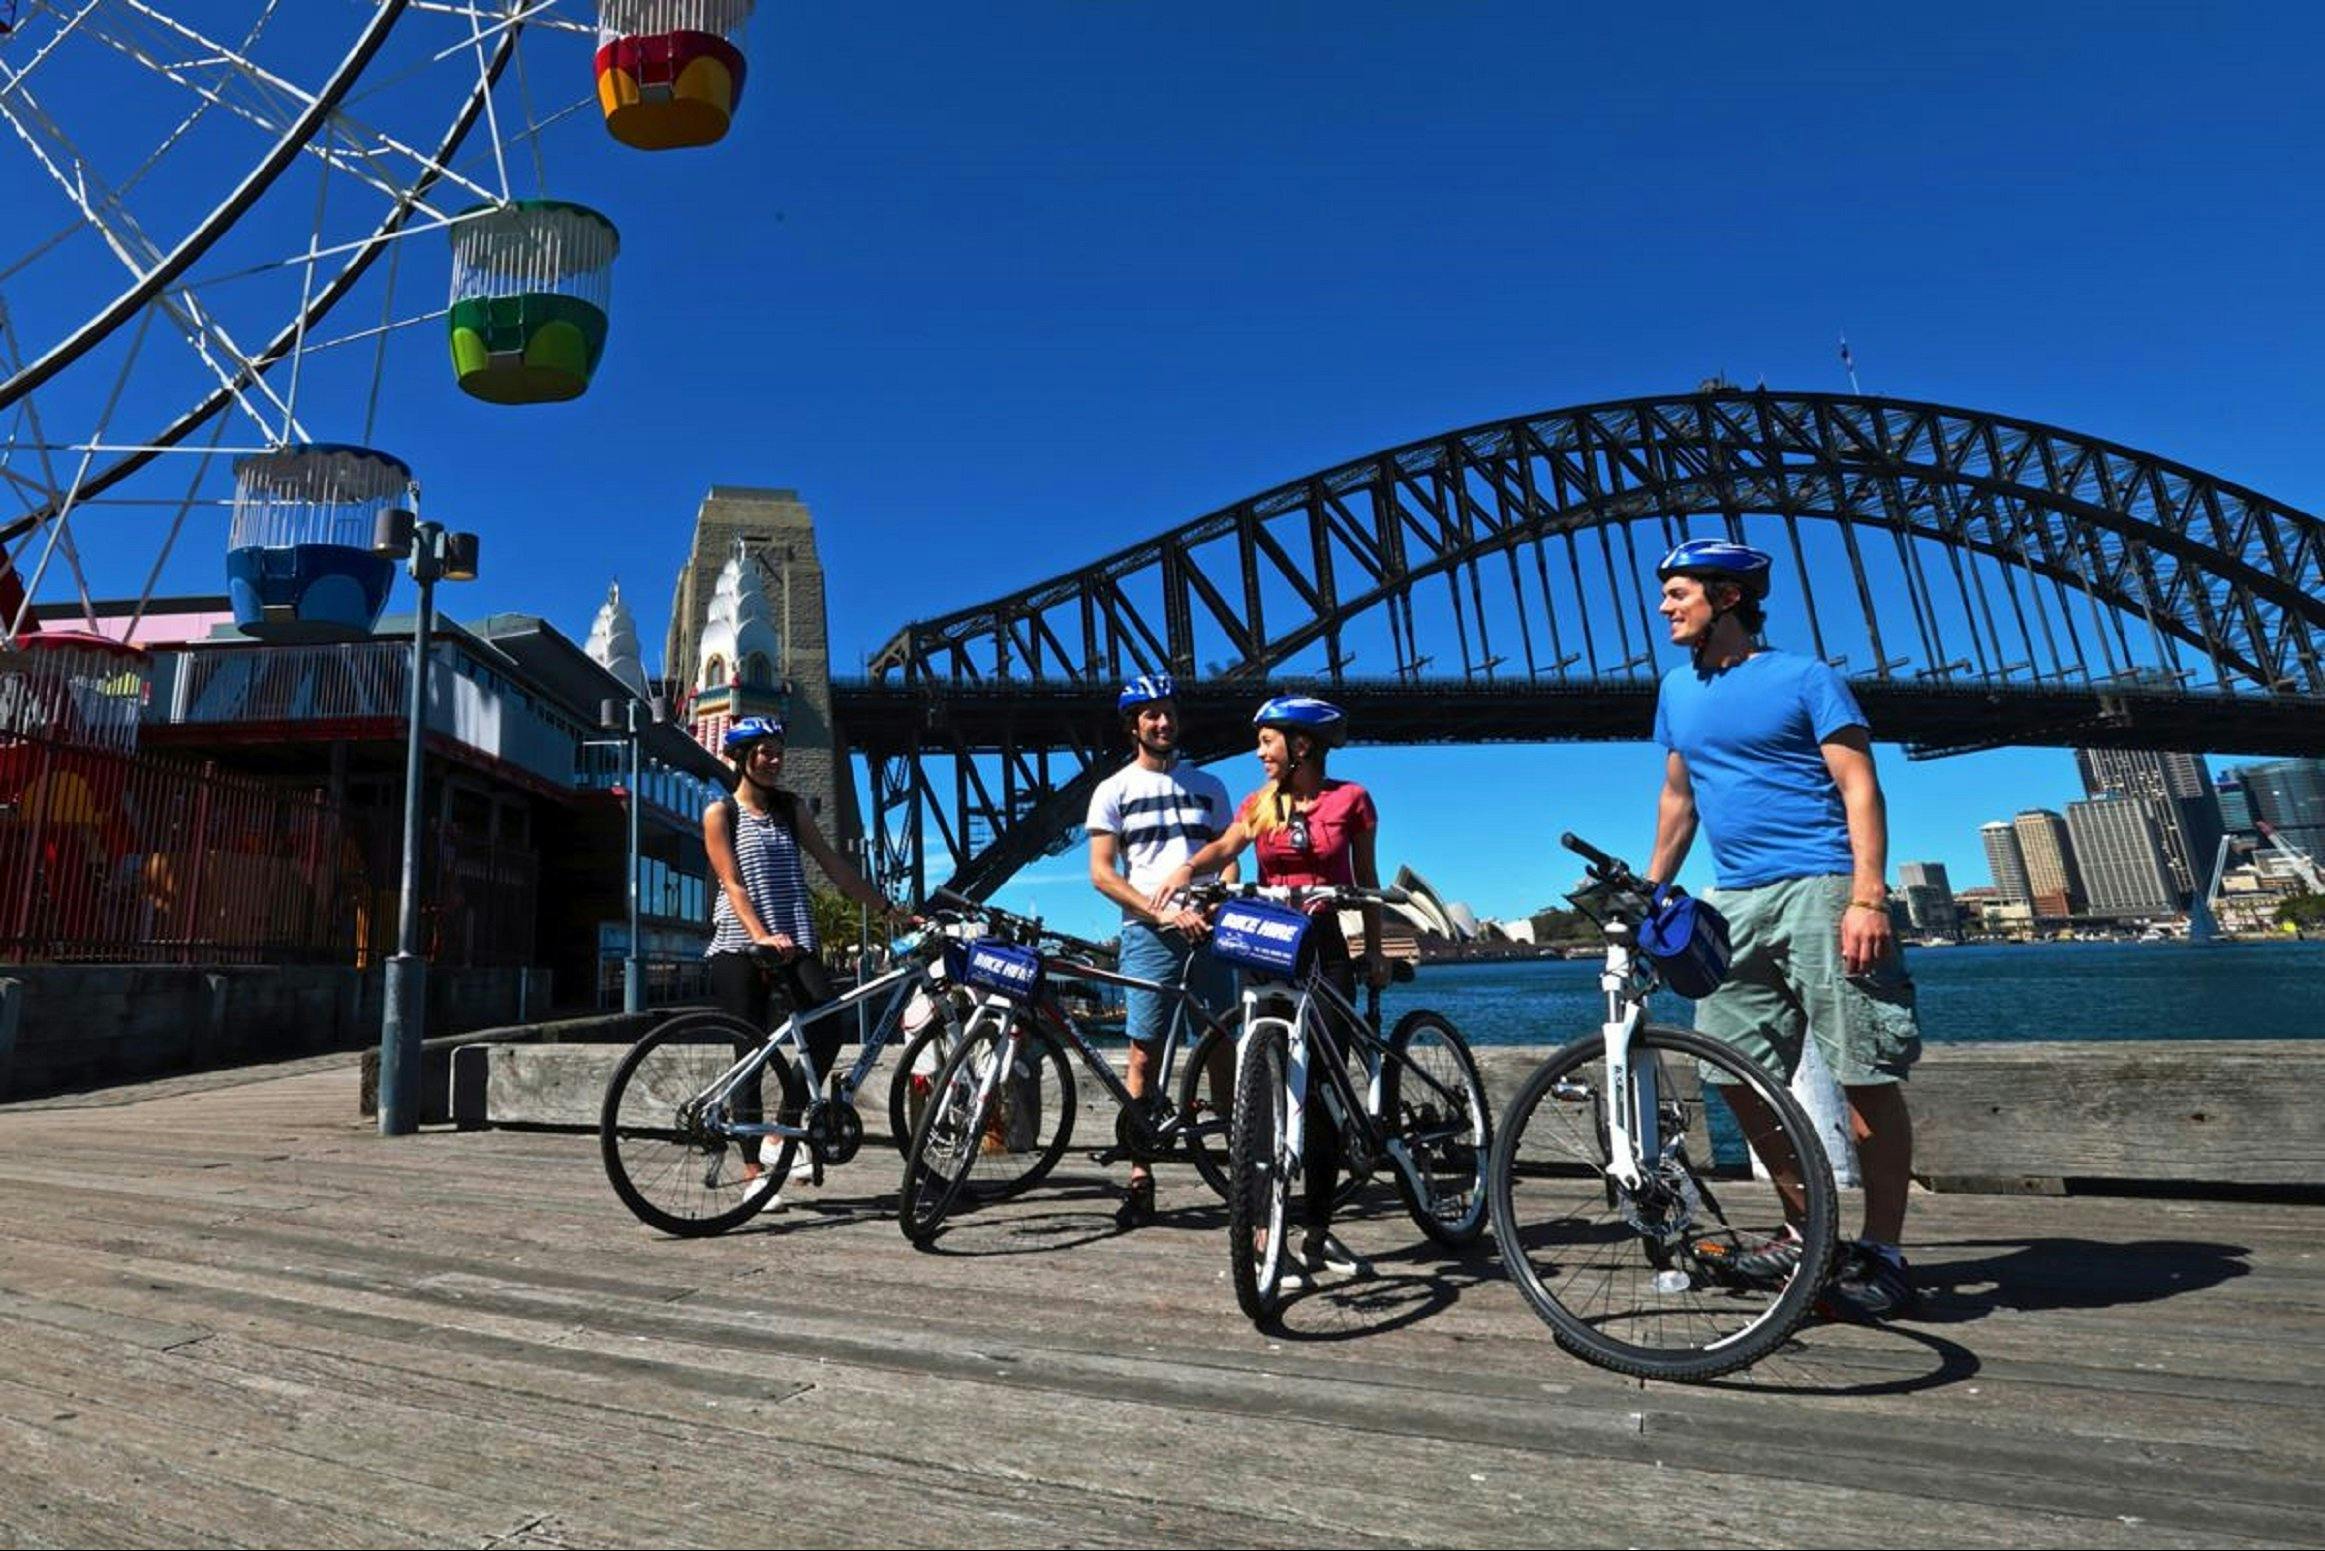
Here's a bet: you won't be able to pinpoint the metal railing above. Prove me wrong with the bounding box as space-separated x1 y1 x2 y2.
1 729 350 964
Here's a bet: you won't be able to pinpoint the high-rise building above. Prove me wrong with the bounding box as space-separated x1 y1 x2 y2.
2065 796 2178 918
2012 809 2083 918
2216 770 2256 837
1981 821 2031 903
1897 861 1959 937
2073 747 2222 905
2238 758 2325 864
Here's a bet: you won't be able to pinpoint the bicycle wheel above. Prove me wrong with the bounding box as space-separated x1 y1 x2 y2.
601 1012 806 1238
1489 1023 1838 1382
898 1019 1013 1244
885 997 970 1154
980 1013 1078 1201
1382 1010 1492 1246
1175 1013 1239 1200
1226 1020 1295 1324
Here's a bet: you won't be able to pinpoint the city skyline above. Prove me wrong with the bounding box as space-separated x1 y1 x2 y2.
1952 754 2324 925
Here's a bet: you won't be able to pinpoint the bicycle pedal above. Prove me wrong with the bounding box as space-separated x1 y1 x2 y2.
1550 1078 1594 1103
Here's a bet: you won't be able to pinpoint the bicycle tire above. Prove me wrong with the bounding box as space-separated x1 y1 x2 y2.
600 1012 805 1238
1489 1023 1838 1382
897 1020 1013 1244
1175 1014 1237 1200
1382 1010 1492 1246
983 1013 1078 1201
1226 1020 1295 1324
886 1013 962 1155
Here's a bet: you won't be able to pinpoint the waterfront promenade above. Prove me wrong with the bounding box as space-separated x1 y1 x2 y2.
0 1054 2317 1548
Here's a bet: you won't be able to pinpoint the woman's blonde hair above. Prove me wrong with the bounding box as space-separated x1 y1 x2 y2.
1244 732 1327 836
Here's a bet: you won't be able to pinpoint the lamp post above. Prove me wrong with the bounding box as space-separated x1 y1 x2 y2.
373 507 480 1137
595 690 668 1013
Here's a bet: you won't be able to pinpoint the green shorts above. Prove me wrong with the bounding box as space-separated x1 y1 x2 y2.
1694 873 1922 1087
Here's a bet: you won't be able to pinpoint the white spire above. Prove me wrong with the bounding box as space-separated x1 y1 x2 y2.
585 579 651 700
695 537 782 690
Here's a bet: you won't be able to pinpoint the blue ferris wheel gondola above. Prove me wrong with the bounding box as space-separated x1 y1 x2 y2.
225 444 407 643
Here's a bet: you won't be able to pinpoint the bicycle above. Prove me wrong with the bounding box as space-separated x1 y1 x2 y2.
898 890 1242 1244
599 916 1021 1237
1196 881 1494 1325
1486 833 1839 1381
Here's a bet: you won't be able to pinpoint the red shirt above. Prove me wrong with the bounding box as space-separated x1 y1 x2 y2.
1242 779 1377 890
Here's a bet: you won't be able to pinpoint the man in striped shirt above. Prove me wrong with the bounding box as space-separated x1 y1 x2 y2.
1086 674 1235 1228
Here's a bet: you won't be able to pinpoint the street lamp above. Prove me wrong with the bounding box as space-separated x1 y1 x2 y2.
373 505 481 1137
596 689 669 1014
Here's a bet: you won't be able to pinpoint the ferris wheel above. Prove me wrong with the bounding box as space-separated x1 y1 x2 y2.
0 0 756 650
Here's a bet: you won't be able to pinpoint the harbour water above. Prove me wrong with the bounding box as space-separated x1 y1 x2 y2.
1383 939 2325 1047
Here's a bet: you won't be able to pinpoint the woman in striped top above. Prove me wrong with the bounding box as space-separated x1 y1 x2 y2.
704 717 896 1195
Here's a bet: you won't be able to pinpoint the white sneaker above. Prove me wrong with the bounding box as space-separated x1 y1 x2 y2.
741 1171 786 1211
1304 1231 1373 1279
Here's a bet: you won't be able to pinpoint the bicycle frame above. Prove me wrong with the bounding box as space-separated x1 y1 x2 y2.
700 949 1001 1146
1239 960 1470 1208
1035 946 1237 1121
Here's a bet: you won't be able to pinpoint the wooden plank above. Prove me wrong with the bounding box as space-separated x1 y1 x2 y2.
2 1057 2323 1547
1909 1040 2325 1187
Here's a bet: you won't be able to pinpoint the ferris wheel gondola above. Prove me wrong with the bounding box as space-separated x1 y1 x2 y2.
0 0 738 644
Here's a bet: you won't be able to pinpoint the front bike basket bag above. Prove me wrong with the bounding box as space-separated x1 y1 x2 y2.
954 941 1045 1004
1635 888 1732 999
1209 899 1315 980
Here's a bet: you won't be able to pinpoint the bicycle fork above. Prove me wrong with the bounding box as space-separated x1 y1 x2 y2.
1594 936 1659 1192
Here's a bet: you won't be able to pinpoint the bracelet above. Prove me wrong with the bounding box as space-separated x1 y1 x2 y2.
1847 899 1887 913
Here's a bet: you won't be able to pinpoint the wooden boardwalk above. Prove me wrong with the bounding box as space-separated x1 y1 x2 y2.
0 1055 2318 1549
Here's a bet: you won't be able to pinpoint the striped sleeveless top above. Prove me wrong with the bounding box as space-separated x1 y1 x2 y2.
707 795 819 957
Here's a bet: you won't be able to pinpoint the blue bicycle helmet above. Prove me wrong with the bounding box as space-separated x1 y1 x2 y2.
722 715 786 753
1656 539 1774 598
1117 673 1178 716
1252 694 1348 749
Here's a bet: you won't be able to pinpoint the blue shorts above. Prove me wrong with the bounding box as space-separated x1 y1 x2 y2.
1118 921 1234 1047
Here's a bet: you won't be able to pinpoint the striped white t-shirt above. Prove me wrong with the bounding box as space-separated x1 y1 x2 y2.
707 796 818 956
1085 759 1233 918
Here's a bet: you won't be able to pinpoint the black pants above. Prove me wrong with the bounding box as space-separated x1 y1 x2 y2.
1302 922 1357 1239
709 950 840 1124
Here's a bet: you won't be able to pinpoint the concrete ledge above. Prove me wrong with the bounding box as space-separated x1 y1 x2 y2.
355 1008 682 1124
0 963 553 1103
447 1035 1707 1155
442 1033 2325 1195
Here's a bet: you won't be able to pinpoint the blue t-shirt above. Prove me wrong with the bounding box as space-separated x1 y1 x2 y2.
1653 651 1865 889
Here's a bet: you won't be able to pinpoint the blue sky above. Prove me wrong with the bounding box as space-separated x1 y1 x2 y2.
7 2 2322 936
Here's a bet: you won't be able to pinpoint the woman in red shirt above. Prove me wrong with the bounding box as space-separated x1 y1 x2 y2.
1151 695 1389 1282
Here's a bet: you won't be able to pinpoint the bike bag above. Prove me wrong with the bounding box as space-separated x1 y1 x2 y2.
953 941 1045 1004
1636 886 1732 1000
1208 899 1314 980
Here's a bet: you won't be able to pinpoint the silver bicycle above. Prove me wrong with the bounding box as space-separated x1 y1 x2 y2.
600 920 1021 1236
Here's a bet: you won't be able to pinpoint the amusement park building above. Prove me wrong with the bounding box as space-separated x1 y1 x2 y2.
14 596 725 1013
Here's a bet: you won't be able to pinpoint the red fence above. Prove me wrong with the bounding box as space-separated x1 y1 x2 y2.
1 728 354 964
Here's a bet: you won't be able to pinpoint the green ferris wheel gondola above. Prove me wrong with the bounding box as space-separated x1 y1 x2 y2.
447 199 620 405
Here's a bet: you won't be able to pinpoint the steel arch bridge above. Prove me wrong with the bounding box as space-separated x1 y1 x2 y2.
837 388 2325 899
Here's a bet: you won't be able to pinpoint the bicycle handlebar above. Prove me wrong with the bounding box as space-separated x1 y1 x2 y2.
1182 880 1411 909
1560 831 1622 874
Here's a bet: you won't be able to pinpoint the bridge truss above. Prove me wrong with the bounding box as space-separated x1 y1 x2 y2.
845 389 2325 898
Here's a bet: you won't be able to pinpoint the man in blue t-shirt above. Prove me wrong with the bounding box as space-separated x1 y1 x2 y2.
1646 539 1923 1322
